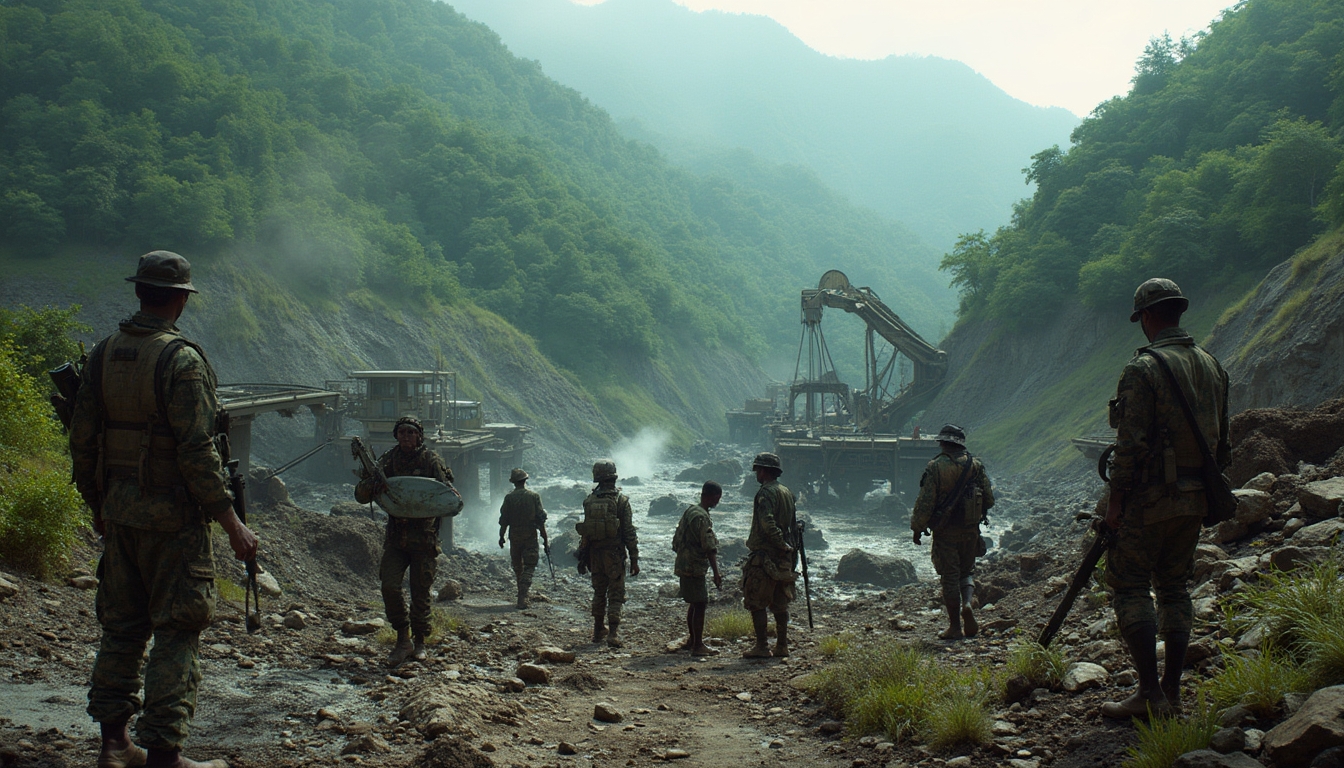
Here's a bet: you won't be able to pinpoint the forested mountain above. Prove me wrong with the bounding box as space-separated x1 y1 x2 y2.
0 0 952 439
449 0 1079 251
924 0 1344 471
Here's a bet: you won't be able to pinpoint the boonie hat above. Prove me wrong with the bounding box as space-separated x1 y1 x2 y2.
509 468 528 483
935 424 967 447
1130 278 1188 322
125 250 198 293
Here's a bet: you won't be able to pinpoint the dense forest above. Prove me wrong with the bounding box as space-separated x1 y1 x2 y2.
0 0 949 396
940 0 1344 323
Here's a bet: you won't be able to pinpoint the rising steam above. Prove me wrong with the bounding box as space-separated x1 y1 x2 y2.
610 427 671 481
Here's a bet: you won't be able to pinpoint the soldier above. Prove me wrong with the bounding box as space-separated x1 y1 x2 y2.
70 251 258 768
1101 278 1229 720
498 467 549 609
672 481 724 656
910 424 995 641
355 416 454 666
577 460 639 648
741 452 797 659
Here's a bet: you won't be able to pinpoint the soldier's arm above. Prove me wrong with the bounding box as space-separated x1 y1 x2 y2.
534 494 548 543
165 348 232 518
68 365 102 514
619 496 639 562
978 462 995 511
909 467 938 532
498 500 510 544
756 491 789 551
353 450 392 503
1108 361 1156 495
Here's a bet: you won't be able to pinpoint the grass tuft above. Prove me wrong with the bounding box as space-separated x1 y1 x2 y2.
1208 644 1313 718
927 697 993 751
1223 556 1344 691
706 610 755 641
1122 693 1218 768
817 633 854 657
428 607 464 644
215 578 246 605
1005 638 1069 691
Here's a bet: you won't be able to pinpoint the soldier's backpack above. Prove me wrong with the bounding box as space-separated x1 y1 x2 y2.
577 490 622 542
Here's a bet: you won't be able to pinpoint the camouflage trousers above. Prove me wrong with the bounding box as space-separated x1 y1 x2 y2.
380 535 438 639
930 533 979 599
510 541 539 594
741 551 795 612
1105 512 1202 635
88 520 216 750
589 545 626 619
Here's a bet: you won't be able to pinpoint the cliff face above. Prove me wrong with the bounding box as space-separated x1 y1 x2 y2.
0 254 763 472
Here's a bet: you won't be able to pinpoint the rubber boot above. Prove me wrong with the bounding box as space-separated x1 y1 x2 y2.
607 614 623 649
939 586 963 640
145 749 229 768
412 635 428 662
1101 623 1173 720
592 614 607 643
98 720 146 768
742 610 772 658
960 583 978 638
772 612 790 657
1161 631 1189 715
387 628 414 667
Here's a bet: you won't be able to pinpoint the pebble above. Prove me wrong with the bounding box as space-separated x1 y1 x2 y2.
537 646 576 664
237 658 256 669
736 692 752 702
558 742 577 755
594 703 623 723
946 757 973 767
282 611 307 630
68 576 99 590
665 749 691 759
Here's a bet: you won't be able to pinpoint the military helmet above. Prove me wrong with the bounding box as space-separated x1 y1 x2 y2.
751 452 782 473
935 424 967 447
592 459 618 482
394 416 424 435
125 250 199 293
509 467 528 483
1130 278 1189 322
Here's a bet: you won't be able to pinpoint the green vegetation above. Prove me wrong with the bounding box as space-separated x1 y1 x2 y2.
941 0 1344 326
816 632 855 658
1004 638 1069 692
1123 694 1218 768
706 610 755 641
215 577 247 605
1208 643 1313 717
428 607 465 644
803 640 995 748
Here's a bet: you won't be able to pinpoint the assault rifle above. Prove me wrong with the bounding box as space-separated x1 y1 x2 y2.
1038 444 1117 648
544 540 557 585
216 412 262 634
794 520 814 629
48 342 87 430
351 436 400 505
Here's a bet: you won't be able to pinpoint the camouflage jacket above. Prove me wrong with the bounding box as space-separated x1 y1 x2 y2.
1109 327 1230 524
69 312 232 531
910 449 995 541
581 485 639 560
356 445 451 545
498 486 546 545
746 480 796 554
673 503 719 578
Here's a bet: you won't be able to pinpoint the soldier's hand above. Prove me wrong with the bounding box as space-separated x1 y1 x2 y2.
498 538 505 549
227 522 259 562
912 531 923 545
92 513 105 537
1105 491 1125 530
629 561 640 576
712 572 723 589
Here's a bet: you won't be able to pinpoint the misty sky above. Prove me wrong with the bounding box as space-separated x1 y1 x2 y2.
572 0 1236 116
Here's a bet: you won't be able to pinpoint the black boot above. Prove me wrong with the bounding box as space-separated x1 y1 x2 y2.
592 613 607 643
772 611 790 657
960 583 978 637
742 610 771 658
940 585 963 640
1162 631 1189 714
1102 623 1172 719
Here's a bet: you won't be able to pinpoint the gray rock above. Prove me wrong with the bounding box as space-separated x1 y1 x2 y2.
515 663 550 685
1284 518 1307 538
1221 705 1257 728
1217 519 1250 544
255 570 283 597
68 575 98 590
558 741 578 755
282 610 307 630
648 494 683 517
1311 746 1344 768
835 549 917 588
1270 546 1331 572
1243 472 1277 492
1210 727 1247 754
1292 519 1344 549
341 733 392 755
1234 490 1274 525
1264 685 1344 768
436 579 463 601
1061 662 1108 692
1299 478 1344 518
1172 749 1266 768
0 576 16 599
1245 728 1265 752
537 646 576 664
717 537 749 564
593 703 623 723
1237 624 1267 651
675 458 742 484
341 618 387 636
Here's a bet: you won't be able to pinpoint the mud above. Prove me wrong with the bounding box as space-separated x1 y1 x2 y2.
1228 397 1344 485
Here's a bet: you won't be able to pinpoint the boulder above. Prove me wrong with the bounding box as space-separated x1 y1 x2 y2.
1269 547 1331 572
1242 472 1277 492
593 703 623 723
68 575 99 590
436 580 463 601
1300 478 1344 518
282 610 307 630
551 529 581 564
341 733 392 755
1292 519 1344 549
0 576 17 599
515 663 550 685
648 494 683 517
1061 662 1108 692
256 570 283 597
1209 727 1247 754
1234 490 1274 525
1217 519 1250 544
1264 685 1344 768
1284 518 1307 538
1172 750 1266 768
835 549 917 589
538 484 590 511
675 458 742 485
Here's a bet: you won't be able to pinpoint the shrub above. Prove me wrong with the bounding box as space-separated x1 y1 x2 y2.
1123 694 1218 768
706 610 755 641
429 607 463 643
216 577 247 605
1005 638 1069 691
927 697 994 751
817 633 854 657
0 467 89 579
1208 644 1313 718
1225 559 1344 655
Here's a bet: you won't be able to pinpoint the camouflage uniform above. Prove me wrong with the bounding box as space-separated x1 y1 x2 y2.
910 449 995 613
1106 327 1230 635
499 486 547 604
581 485 638 626
673 504 719 604
742 480 797 612
70 312 233 751
356 446 452 640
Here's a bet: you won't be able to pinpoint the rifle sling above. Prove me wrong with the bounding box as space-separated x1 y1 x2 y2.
931 453 976 528
1141 350 1221 473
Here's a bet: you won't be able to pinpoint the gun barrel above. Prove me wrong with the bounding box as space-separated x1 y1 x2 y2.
1038 528 1112 648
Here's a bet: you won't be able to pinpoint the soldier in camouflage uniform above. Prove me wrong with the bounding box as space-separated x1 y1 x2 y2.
355 416 454 666
576 460 639 648
498 467 548 609
741 452 797 659
71 251 258 768
1101 279 1229 720
672 481 724 656
911 424 995 641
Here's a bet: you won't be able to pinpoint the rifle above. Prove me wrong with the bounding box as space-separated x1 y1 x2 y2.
48 341 87 430
350 437 400 505
216 413 262 634
543 540 557 585
1038 444 1118 648
794 520 814 629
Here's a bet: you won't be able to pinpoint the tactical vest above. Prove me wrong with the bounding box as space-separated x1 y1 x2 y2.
90 327 206 496
578 489 622 542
